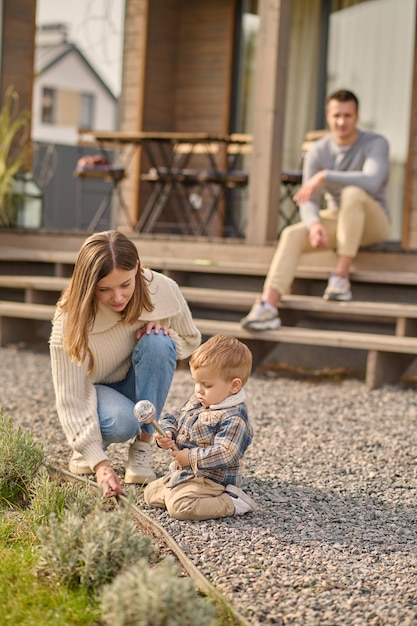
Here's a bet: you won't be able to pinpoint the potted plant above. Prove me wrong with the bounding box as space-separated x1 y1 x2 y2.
0 86 30 227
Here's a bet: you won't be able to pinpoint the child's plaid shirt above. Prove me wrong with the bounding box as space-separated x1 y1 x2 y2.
159 388 253 488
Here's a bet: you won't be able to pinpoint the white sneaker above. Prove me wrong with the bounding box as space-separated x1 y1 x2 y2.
69 450 93 475
124 440 156 484
240 301 281 330
323 274 352 301
225 484 257 516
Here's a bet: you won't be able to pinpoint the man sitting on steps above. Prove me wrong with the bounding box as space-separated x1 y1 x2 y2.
241 88 391 331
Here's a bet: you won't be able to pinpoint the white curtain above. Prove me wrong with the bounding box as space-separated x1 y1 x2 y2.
282 0 322 171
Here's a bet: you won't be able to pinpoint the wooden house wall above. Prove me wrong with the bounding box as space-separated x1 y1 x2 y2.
0 0 36 168
1 0 36 109
120 0 235 227
403 6 417 250
121 0 417 248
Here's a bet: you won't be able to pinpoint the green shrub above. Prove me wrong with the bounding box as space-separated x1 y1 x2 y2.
37 506 152 592
0 86 30 227
0 409 45 505
100 557 217 626
29 468 97 524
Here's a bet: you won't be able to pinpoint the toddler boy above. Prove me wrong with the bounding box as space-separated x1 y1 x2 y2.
143 334 256 520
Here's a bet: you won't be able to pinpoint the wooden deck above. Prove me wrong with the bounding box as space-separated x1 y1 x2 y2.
1 231 417 388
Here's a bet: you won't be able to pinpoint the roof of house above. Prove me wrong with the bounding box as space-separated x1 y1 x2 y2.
35 38 117 101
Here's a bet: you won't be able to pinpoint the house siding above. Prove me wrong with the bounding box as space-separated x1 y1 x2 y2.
403 10 417 250
1 0 36 112
1 0 36 171
120 0 235 227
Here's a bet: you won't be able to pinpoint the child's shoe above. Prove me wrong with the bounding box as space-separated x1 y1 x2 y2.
225 484 257 516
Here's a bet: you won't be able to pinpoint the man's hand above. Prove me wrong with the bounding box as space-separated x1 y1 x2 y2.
95 461 126 498
294 170 326 205
309 223 328 248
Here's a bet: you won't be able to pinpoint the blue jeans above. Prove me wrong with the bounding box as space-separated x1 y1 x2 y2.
95 331 177 445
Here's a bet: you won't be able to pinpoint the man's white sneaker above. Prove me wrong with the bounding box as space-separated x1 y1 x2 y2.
225 484 257 516
69 450 93 475
240 301 281 331
124 440 156 484
323 274 352 301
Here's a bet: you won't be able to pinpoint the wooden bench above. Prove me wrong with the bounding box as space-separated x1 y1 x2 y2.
0 301 55 347
193 318 417 389
1 280 417 387
1 298 416 388
1 236 417 388
0 275 69 303
2 276 417 331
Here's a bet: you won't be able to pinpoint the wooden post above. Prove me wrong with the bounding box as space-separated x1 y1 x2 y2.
246 0 292 245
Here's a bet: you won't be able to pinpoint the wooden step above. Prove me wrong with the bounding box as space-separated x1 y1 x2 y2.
1 236 417 286
0 301 55 347
0 275 69 305
1 278 417 336
193 318 417 389
181 287 417 320
193 318 417 353
0 298 416 388
0 300 55 320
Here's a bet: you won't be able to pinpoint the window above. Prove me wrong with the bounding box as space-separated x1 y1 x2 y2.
80 93 95 129
41 87 56 124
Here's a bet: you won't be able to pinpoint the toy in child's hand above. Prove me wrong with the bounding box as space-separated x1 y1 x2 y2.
134 400 178 449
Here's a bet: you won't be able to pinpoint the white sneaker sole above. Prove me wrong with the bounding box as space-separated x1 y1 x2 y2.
225 484 257 509
241 317 281 331
68 461 93 475
124 469 157 484
323 291 352 302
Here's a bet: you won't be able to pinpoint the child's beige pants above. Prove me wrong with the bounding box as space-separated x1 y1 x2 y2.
144 475 235 521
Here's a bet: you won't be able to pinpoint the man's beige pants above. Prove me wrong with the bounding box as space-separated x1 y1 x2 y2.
264 186 391 295
144 475 235 521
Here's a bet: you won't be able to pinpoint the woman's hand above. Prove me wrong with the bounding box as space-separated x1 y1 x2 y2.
95 461 126 498
136 322 171 339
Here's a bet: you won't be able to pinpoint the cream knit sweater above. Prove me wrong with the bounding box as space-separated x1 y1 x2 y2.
49 269 201 471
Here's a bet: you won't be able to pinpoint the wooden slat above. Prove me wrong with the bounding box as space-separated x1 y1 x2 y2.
0 301 55 320
193 318 417 354
0 247 77 264
0 297 416 388
180 288 417 319
1 300 416 355
0 276 69 291
1 279 417 322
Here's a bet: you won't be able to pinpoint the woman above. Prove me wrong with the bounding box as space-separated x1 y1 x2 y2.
49 230 201 497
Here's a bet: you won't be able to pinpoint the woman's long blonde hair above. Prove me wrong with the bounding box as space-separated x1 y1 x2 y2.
57 230 154 366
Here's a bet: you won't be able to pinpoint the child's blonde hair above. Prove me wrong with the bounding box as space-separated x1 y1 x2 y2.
189 335 252 385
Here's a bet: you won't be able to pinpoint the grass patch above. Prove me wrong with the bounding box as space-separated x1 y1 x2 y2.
0 410 226 625
0 516 100 625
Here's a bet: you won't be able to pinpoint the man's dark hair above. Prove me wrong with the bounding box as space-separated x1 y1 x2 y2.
326 89 359 111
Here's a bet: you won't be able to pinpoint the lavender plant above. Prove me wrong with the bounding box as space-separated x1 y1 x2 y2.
100 557 217 626
29 468 97 524
0 410 45 505
37 505 151 592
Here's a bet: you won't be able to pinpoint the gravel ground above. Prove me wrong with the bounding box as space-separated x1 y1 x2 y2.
2 345 417 625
